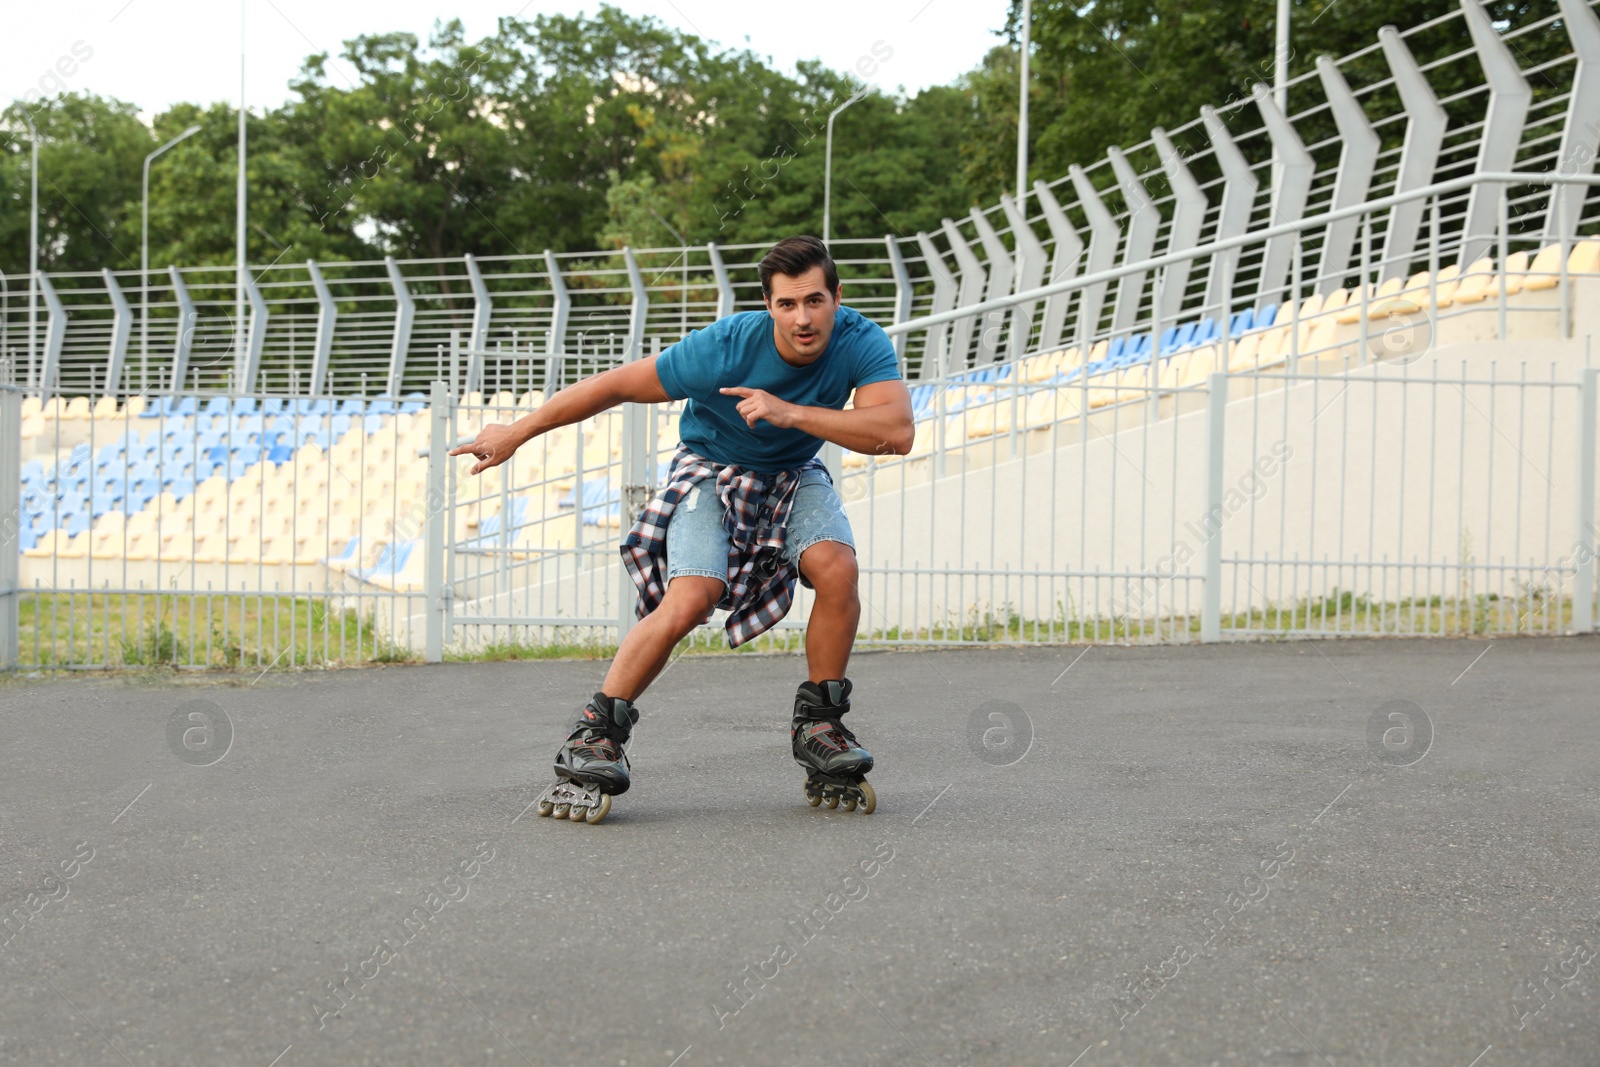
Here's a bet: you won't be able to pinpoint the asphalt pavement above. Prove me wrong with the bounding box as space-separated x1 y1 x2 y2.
1 637 1597 1066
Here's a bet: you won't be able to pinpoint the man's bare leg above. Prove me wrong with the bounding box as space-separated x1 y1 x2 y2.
798 540 861 682
600 575 724 701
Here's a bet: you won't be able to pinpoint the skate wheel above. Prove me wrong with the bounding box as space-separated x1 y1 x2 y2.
842 796 857 812
806 787 823 807
536 800 554 817
585 794 612 824
825 794 840 809
857 780 876 815
568 804 588 821
552 803 570 819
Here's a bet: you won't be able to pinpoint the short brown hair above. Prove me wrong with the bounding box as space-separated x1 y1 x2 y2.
758 235 840 299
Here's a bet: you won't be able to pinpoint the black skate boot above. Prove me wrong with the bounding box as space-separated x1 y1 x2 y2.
534 693 639 825
792 679 876 814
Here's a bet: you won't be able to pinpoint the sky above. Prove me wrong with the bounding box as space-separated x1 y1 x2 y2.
4 0 1010 121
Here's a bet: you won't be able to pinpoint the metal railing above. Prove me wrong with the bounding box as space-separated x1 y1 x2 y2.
4 1 1596 402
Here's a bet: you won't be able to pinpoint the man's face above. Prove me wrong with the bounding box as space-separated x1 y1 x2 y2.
764 266 841 364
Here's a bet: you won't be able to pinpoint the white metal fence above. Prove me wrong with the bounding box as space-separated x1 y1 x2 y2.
4 171 1599 669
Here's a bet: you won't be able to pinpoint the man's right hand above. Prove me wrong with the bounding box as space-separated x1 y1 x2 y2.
449 423 524 475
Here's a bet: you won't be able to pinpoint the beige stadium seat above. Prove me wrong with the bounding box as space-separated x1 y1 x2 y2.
1484 250 1531 298
1304 290 1350 356
1225 331 1262 373
1018 350 1054 384
159 527 197 563
1430 263 1465 307
92 395 119 420
62 396 92 421
1449 258 1496 305
21 396 41 419
965 399 999 438
1570 237 1600 274
89 515 128 560
1025 388 1082 427
123 530 157 562
58 531 89 559
1179 345 1220 387
1337 277 1404 324
122 396 147 419
24 530 69 559
1155 353 1187 390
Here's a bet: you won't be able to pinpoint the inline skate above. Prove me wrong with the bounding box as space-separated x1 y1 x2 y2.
792 679 876 814
534 693 639 825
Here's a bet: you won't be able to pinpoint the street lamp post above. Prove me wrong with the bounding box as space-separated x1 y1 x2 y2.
822 84 871 244
1017 0 1031 211
236 0 248 390
143 125 202 393
13 106 39 389
647 206 690 335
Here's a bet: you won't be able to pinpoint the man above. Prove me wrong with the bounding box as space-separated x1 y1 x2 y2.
451 235 913 822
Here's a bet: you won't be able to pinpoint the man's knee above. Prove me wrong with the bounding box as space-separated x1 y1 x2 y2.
659 576 723 632
800 541 858 600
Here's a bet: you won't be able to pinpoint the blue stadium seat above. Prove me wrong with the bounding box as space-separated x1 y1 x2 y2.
262 398 288 415
203 396 231 418
267 445 294 465
362 414 385 435
329 414 353 439
64 511 92 536
338 398 366 416
167 477 197 501
367 399 397 416
232 397 257 416
324 536 362 567
399 393 427 415
353 540 414 582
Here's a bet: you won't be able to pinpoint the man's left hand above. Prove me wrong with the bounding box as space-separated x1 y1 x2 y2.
720 387 799 430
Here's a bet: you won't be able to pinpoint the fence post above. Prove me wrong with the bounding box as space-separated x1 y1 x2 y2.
1574 367 1597 634
1201 372 1229 643
0 388 19 668
424 379 449 663
617 337 655 640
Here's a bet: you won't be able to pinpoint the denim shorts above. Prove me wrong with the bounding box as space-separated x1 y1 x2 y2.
664 467 855 590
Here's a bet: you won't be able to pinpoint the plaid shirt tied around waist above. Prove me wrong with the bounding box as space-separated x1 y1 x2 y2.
621 446 829 647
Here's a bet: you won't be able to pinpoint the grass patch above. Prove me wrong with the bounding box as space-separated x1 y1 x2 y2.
13 590 415 670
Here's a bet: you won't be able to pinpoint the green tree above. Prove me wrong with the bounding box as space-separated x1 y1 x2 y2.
1 94 152 277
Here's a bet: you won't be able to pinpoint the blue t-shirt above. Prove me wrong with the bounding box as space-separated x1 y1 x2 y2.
655 305 901 472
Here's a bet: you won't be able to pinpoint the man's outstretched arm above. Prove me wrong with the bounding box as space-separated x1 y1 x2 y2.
720 379 915 458
449 356 672 474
